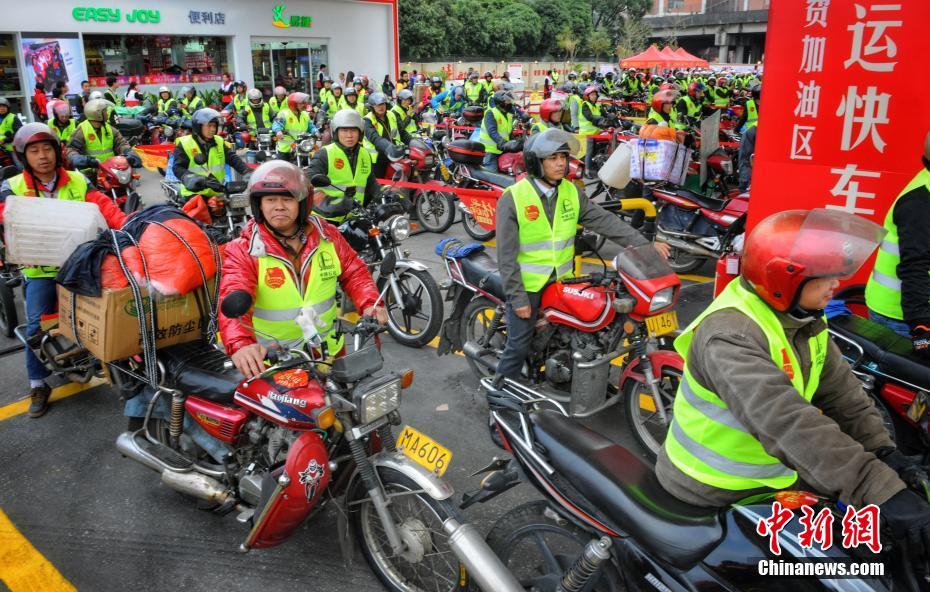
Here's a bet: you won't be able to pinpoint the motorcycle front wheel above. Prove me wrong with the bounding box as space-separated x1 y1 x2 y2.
486 501 621 591
352 466 470 592
461 210 495 241
623 365 682 461
380 268 443 348
414 190 456 233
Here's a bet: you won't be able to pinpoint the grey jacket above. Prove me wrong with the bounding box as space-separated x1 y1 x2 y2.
495 177 649 309
656 280 906 508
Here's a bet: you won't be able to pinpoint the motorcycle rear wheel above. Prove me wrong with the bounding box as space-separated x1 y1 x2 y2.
461 297 506 380
664 246 703 274
486 501 621 591
414 190 456 233
462 211 495 241
352 466 470 592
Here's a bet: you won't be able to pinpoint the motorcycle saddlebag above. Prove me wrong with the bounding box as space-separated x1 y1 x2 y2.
462 105 485 122
448 139 485 166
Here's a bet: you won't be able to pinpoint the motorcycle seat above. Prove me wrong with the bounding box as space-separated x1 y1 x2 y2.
459 251 505 301
531 410 724 569
469 166 517 189
676 188 727 212
829 314 930 389
157 340 244 404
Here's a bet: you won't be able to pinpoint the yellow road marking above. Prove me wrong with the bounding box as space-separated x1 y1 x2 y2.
0 508 76 591
0 378 105 422
483 240 496 248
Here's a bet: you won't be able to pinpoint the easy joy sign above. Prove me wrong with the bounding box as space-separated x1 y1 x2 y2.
748 1 930 238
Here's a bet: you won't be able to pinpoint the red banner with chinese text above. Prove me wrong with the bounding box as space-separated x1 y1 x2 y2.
748 0 930 277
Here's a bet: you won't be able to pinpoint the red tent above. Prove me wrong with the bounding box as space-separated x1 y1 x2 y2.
620 45 672 68
659 46 680 63
673 47 709 67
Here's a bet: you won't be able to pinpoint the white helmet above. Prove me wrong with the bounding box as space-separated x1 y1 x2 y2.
331 109 364 134
158 86 170 94
89 90 104 101
247 88 262 105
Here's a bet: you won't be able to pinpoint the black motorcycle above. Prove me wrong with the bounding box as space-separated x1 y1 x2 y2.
311 174 443 348
462 375 926 592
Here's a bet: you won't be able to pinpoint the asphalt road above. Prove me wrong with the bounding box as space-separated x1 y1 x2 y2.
0 168 715 591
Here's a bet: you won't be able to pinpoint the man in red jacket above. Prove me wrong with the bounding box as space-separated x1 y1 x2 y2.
0 123 127 417
219 161 385 378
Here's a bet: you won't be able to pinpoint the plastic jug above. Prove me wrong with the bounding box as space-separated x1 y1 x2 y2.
4 196 107 267
597 141 632 189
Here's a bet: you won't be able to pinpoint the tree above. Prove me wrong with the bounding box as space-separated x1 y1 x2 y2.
591 0 651 43
557 27 580 63
529 0 591 57
615 16 652 60
399 0 456 60
495 2 543 56
587 29 613 66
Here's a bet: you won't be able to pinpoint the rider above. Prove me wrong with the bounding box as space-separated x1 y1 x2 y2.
218 160 386 377
272 92 318 161
173 108 251 204
477 90 524 170
578 85 617 176
317 77 334 109
103 75 122 107
362 92 408 180
493 128 668 381
736 84 760 134
327 83 345 118
49 102 76 144
0 124 126 417
865 132 930 344
563 82 581 131
464 71 485 104
239 88 276 135
268 86 288 113
427 76 444 99
340 86 366 117
645 90 680 127
180 86 205 116
66 99 141 170
352 78 368 108
655 208 930 567
228 80 249 114
391 89 418 135
712 77 732 107
430 85 467 117
675 81 709 130
0 99 23 162
155 86 181 117
481 71 495 98
531 99 569 134
306 110 377 224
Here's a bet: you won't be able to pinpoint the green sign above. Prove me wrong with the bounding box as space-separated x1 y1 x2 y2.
272 4 312 28
72 7 161 24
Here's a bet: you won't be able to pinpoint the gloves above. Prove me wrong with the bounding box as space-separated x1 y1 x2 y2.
182 174 209 192
877 447 930 497
387 145 406 161
911 323 930 357
72 155 99 169
501 140 522 153
880 490 930 573
205 178 225 192
125 152 142 168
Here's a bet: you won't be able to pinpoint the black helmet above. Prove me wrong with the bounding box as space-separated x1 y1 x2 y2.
523 128 579 178
751 84 762 100
492 90 515 109
191 108 223 139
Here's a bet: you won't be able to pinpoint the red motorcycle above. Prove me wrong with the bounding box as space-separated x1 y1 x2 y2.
113 293 521 592
97 155 143 213
437 228 685 459
387 131 458 233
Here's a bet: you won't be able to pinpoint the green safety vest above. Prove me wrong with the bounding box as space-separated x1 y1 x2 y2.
578 100 602 136
512 177 580 292
532 120 553 134
743 99 758 131
391 104 416 134
665 280 828 491
182 96 204 115
244 103 273 133
477 107 513 155
318 88 332 106
78 120 116 162
357 90 368 106
104 89 123 107
317 143 372 223
178 134 226 198
11 170 89 279
327 94 343 117
232 95 249 113
276 108 310 153
269 96 287 113
647 107 677 126
252 222 344 354
157 97 178 114
865 169 930 320
339 97 366 118
464 81 483 103
713 87 730 107
0 114 15 150
442 93 465 113
52 119 77 144
362 111 400 163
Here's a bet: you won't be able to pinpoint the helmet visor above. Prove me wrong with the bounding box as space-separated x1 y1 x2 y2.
785 209 886 279
529 129 580 159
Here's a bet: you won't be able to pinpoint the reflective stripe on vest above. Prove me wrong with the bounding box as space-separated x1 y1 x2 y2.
276 108 310 153
713 87 729 107
362 111 400 163
318 143 371 223
157 98 177 114
77 120 115 161
665 280 828 491
578 101 602 135
478 107 513 155
326 95 342 117
245 103 272 132
391 105 416 133
252 233 343 354
512 178 579 292
340 98 366 118
178 135 227 197
865 169 930 320
11 171 89 278
233 95 249 113
464 82 483 103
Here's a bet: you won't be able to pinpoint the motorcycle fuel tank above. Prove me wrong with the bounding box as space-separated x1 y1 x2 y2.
233 369 327 430
541 282 615 331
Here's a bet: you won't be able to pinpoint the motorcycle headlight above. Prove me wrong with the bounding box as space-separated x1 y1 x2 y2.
354 375 402 424
258 133 272 143
164 126 175 137
721 159 733 175
649 287 676 313
299 139 315 152
385 215 411 242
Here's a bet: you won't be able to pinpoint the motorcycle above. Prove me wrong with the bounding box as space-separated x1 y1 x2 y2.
96 155 143 214
463 376 920 592
111 293 522 592
438 226 686 448
167 177 251 242
0 165 21 337
312 174 445 349
388 130 458 234
244 126 275 162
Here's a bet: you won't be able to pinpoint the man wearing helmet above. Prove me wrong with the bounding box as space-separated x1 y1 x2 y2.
227 80 249 113
49 102 76 144
602 71 618 96
271 92 318 160
363 93 409 180
674 81 714 131
391 89 418 134
532 99 569 134
578 85 618 176
430 85 467 117
155 86 181 117
352 78 368 107
180 86 205 116
269 86 288 113
736 84 760 134
481 72 495 97
0 98 23 161
340 86 366 117
239 89 276 135
173 108 250 204
493 129 668 382
477 90 526 170
306 109 377 224
219 160 386 378
464 71 485 104
645 89 680 128
1 124 127 417
427 76 444 99
317 77 334 109
656 209 930 568
325 83 345 118
65 99 140 171
712 77 731 107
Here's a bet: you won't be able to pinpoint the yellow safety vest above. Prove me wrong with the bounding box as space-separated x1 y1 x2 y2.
244 103 273 133
0 114 16 151
362 111 400 163
742 99 758 132
178 134 226 198
182 96 204 115
317 143 372 223
52 119 77 144
269 96 287 113
512 177 579 292
464 81 483 103
477 107 513 155
391 104 416 134
78 120 115 162
665 280 828 491
157 97 178 114
232 95 249 114
276 108 310 154
578 100 602 136
339 97 366 118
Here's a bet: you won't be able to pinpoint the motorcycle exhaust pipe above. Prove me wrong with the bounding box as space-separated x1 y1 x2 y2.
463 341 498 373
116 431 168 473
658 234 718 259
443 518 523 592
161 470 233 505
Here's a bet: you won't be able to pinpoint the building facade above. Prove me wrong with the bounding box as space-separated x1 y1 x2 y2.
646 0 768 65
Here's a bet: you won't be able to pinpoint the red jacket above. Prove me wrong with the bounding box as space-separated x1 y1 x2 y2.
32 89 48 121
0 167 127 228
219 217 380 355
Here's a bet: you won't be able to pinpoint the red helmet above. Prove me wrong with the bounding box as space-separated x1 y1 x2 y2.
717 77 728 86
248 160 310 223
687 81 706 99
287 92 310 113
539 99 564 123
650 90 677 113
741 209 885 311
658 82 678 92
12 123 61 171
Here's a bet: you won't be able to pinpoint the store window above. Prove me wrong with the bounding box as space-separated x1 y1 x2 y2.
83 34 229 86
0 34 25 114
250 40 327 100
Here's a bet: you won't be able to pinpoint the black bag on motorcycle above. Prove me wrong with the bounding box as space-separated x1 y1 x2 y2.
658 204 717 238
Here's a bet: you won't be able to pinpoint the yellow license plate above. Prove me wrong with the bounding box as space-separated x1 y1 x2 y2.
646 311 679 337
396 425 452 476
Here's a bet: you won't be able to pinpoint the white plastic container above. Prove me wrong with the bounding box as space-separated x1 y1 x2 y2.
4 195 107 267
629 139 692 185
597 142 632 189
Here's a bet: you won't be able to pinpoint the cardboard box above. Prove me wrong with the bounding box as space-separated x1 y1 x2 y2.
58 280 217 363
629 138 692 186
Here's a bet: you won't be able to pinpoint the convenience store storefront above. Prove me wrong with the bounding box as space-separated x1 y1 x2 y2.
1 0 398 119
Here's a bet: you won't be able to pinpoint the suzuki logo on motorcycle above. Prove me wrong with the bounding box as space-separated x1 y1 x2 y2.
265 267 286 289
563 286 595 300
298 459 324 502
196 413 220 427
269 391 307 408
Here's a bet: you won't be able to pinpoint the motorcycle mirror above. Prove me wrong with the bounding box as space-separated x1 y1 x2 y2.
310 174 331 188
0 165 18 181
227 180 248 194
221 290 253 319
